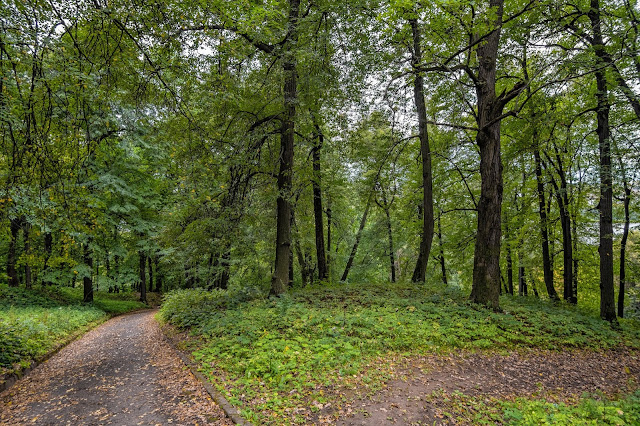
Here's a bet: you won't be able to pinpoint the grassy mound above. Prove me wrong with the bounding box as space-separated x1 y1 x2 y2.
0 285 146 376
160 282 640 424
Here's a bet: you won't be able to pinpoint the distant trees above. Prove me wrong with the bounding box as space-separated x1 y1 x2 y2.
1 0 639 322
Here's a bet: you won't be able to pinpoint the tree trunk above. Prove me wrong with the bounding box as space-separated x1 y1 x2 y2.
139 251 147 303
534 148 558 300
341 193 373 282
148 255 154 292
327 195 332 279
470 0 506 310
154 255 163 293
409 18 435 283
619 171 631 318
437 213 447 284
7 217 20 287
23 221 32 289
312 120 328 281
518 262 527 296
379 189 396 282
43 232 53 286
504 212 514 295
271 0 300 296
589 0 616 322
83 243 93 303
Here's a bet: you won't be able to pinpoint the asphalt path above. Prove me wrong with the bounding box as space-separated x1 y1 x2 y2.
0 310 232 425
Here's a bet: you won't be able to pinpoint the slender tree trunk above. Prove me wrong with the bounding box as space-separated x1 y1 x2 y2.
312 120 328 281
534 148 558 300
409 18 435 283
43 232 53 286
518 262 527 296
590 0 616 322
83 243 93 303
470 0 507 310
148 255 154 292
327 196 332 279
341 194 373 282
437 213 447 284
139 251 147 303
154 256 162 293
271 0 300 296
7 217 20 287
380 189 396 282
504 212 514 295
23 221 32 289
619 173 631 317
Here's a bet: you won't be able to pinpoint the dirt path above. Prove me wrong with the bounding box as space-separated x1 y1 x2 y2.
332 348 640 425
0 310 232 425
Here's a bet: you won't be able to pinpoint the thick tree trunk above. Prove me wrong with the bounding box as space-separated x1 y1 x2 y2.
341 194 373 282
590 0 616 322
148 255 154 292
83 243 93 303
619 176 631 317
271 0 300 296
139 251 147 303
470 0 506 310
409 18 435 283
312 121 328 281
7 217 20 287
534 148 558 300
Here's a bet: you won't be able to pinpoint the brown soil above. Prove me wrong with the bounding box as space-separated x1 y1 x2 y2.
323 348 640 425
0 310 232 425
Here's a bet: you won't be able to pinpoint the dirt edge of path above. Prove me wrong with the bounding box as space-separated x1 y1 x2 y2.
159 318 253 426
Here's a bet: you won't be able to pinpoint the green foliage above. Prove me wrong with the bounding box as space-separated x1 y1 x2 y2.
501 392 640 425
0 285 145 374
161 282 640 423
433 390 640 425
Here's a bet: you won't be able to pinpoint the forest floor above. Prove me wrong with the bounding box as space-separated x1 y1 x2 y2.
320 347 640 425
0 310 231 425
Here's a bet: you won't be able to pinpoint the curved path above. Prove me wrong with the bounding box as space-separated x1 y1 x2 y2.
0 310 232 425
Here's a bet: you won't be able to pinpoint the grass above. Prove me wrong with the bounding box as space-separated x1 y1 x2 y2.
0 285 146 377
159 281 640 424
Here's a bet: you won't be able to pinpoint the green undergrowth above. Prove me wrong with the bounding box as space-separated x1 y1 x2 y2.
430 389 640 425
0 285 146 376
160 282 640 424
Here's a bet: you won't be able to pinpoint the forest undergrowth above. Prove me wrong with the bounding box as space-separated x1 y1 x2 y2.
160 282 640 424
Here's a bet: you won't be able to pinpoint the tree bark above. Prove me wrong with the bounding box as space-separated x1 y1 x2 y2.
589 0 616 322
43 232 53 286
376 186 396 282
341 193 373 282
148 255 154 292
470 0 510 310
83 243 93 303
437 213 447 284
327 195 332 279
533 148 558 300
504 211 514 295
312 120 328 281
271 0 300 296
154 255 163 293
139 251 147 303
409 18 435 283
547 152 575 303
7 217 20 287
618 166 631 318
